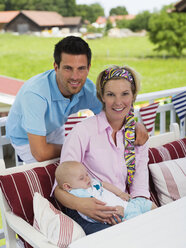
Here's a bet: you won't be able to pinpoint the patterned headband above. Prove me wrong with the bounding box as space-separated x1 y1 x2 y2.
101 67 135 89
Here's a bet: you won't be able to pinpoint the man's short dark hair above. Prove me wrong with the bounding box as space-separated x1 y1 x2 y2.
54 36 92 67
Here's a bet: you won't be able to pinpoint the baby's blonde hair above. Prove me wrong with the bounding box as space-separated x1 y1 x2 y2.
55 161 82 189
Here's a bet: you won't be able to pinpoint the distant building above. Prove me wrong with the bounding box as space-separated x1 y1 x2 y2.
94 15 136 28
0 10 19 30
174 0 186 12
109 15 136 27
62 16 82 33
167 0 186 13
0 10 82 33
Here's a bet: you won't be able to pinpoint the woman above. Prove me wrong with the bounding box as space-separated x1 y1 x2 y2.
55 65 151 234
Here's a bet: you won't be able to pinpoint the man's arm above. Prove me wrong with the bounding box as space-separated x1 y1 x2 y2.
135 122 149 146
28 133 62 162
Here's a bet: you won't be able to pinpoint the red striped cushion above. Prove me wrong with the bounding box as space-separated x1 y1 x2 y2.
148 138 186 164
148 138 186 207
33 193 85 247
64 116 87 136
0 161 60 248
149 157 186 206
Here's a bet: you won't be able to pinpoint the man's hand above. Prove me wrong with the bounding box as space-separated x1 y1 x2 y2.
77 197 117 223
135 122 149 146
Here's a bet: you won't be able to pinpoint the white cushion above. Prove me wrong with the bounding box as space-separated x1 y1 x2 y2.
33 192 85 247
149 157 186 206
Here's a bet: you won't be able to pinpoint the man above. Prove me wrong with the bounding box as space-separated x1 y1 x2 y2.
6 36 147 163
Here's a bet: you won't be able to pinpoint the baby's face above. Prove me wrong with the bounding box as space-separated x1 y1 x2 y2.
70 164 91 189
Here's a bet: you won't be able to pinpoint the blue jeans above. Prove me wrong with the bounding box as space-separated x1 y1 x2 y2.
66 209 111 235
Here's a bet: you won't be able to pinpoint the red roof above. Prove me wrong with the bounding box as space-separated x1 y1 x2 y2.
21 10 64 26
96 16 107 24
0 75 24 96
96 15 136 25
62 16 82 25
0 11 19 23
0 10 82 27
109 15 136 23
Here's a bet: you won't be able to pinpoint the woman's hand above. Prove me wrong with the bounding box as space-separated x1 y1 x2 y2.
54 186 117 223
76 197 117 223
106 205 124 225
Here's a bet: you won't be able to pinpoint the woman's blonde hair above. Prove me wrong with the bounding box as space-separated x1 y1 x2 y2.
96 65 141 109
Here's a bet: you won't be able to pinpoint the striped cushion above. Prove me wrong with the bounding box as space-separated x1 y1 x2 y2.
149 157 186 206
64 116 87 136
148 138 186 164
0 161 61 248
148 138 186 207
33 193 85 247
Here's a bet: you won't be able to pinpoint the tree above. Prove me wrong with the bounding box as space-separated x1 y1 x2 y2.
89 3 104 22
110 6 128 16
55 0 76 17
148 11 186 56
0 0 76 16
76 3 104 23
129 11 151 31
116 19 130 29
75 4 90 21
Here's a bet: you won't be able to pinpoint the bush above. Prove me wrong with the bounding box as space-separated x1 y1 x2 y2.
148 11 186 56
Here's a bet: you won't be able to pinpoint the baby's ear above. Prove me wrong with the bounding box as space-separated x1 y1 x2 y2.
62 183 72 191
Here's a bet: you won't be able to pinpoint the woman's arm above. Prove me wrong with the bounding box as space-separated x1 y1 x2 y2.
130 141 150 198
54 186 117 223
102 181 130 201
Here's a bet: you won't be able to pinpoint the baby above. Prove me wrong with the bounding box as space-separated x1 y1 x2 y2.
55 161 156 222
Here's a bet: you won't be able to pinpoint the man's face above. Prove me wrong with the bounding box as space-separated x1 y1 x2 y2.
54 53 90 98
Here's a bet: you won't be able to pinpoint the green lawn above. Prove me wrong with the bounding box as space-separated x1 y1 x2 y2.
0 212 5 246
0 33 186 94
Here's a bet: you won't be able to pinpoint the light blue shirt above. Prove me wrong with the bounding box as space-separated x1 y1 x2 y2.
6 69 102 146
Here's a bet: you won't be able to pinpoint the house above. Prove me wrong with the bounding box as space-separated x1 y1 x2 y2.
62 16 83 33
94 16 107 28
174 0 186 12
109 15 135 27
94 15 136 28
167 0 186 13
1 10 82 33
0 10 19 30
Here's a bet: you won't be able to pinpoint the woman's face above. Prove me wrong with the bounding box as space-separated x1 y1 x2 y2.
102 78 134 127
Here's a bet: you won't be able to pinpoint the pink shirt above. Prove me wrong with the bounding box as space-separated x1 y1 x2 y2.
60 111 150 198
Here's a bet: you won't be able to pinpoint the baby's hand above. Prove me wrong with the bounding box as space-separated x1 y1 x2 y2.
118 192 131 201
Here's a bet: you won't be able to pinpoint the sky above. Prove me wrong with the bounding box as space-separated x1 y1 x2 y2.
76 0 177 16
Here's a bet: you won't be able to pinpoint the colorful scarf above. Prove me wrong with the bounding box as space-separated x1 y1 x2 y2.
124 107 136 185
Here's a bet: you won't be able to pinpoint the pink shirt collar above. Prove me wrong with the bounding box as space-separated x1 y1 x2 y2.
97 111 125 134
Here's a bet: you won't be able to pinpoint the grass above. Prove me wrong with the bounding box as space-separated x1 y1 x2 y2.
0 33 186 94
0 212 5 246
